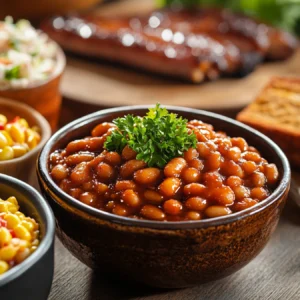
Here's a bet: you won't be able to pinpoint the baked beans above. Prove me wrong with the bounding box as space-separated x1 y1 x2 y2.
49 119 279 221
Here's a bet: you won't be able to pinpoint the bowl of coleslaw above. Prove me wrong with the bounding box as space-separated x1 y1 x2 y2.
0 17 66 130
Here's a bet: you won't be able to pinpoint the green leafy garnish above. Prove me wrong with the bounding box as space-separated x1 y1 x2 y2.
157 0 300 36
104 104 197 168
9 39 20 50
4 66 20 80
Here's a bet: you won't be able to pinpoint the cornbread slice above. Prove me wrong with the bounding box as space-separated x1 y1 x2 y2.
237 77 300 167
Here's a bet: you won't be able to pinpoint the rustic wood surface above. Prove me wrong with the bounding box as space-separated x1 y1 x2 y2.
60 0 300 111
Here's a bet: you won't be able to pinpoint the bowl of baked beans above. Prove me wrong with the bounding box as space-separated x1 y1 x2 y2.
37 105 290 288
0 174 55 300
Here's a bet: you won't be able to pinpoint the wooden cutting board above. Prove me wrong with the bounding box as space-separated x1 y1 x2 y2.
60 0 300 110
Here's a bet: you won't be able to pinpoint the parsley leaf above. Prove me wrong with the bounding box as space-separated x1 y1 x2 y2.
104 104 197 168
4 66 21 80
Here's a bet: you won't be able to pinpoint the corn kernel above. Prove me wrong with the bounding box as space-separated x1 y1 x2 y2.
25 129 38 149
18 240 29 250
30 246 37 252
0 132 8 148
21 220 34 232
10 238 21 247
0 114 7 125
0 245 17 261
12 144 28 158
25 217 38 230
1 131 13 146
7 196 18 207
8 124 25 144
4 214 20 229
0 147 13 161
6 202 18 213
21 143 30 151
0 260 9 274
4 122 11 129
31 239 39 247
31 126 40 134
32 230 39 240
15 211 25 219
18 118 29 128
0 146 14 161
0 202 8 213
0 228 12 247
15 248 30 264
14 224 31 241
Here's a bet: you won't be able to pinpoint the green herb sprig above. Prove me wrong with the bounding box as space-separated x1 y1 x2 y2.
104 104 197 168
4 66 20 80
157 0 300 36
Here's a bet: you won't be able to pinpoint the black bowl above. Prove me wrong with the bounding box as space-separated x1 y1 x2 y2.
0 174 55 300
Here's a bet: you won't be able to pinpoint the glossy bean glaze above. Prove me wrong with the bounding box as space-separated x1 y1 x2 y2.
49 119 279 221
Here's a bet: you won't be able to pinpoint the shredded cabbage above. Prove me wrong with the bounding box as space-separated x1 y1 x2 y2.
0 17 57 89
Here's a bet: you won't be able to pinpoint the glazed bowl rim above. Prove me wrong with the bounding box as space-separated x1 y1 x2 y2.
38 105 291 230
0 97 52 166
0 174 55 286
0 41 65 91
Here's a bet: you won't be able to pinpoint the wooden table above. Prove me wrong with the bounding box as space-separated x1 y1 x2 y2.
48 97 300 300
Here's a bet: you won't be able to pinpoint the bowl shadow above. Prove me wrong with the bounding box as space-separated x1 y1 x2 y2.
87 271 170 300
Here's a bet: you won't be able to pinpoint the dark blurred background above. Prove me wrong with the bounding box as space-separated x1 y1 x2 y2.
0 0 299 36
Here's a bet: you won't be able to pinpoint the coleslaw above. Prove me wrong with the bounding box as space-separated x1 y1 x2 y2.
0 17 57 89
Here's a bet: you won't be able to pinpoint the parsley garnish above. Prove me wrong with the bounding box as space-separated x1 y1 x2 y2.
4 66 20 80
104 104 197 168
9 39 19 51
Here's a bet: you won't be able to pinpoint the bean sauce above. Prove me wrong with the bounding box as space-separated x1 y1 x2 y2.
49 120 279 221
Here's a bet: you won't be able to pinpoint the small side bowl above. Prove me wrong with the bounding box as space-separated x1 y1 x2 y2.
0 45 65 131
0 174 55 300
0 97 51 184
37 106 291 288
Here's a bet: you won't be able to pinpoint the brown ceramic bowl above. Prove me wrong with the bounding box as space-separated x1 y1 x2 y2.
0 45 65 131
0 97 51 185
37 106 291 288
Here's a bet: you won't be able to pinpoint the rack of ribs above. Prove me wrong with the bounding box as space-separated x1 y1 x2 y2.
41 8 298 83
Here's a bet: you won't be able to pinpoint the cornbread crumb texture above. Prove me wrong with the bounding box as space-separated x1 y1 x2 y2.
237 77 300 166
238 77 300 133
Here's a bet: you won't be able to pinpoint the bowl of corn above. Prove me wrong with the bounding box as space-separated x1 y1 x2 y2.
0 97 51 184
0 195 40 275
0 174 55 300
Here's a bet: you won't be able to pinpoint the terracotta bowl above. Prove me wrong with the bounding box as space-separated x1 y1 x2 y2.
37 106 291 288
0 97 51 184
0 46 65 131
0 174 55 300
